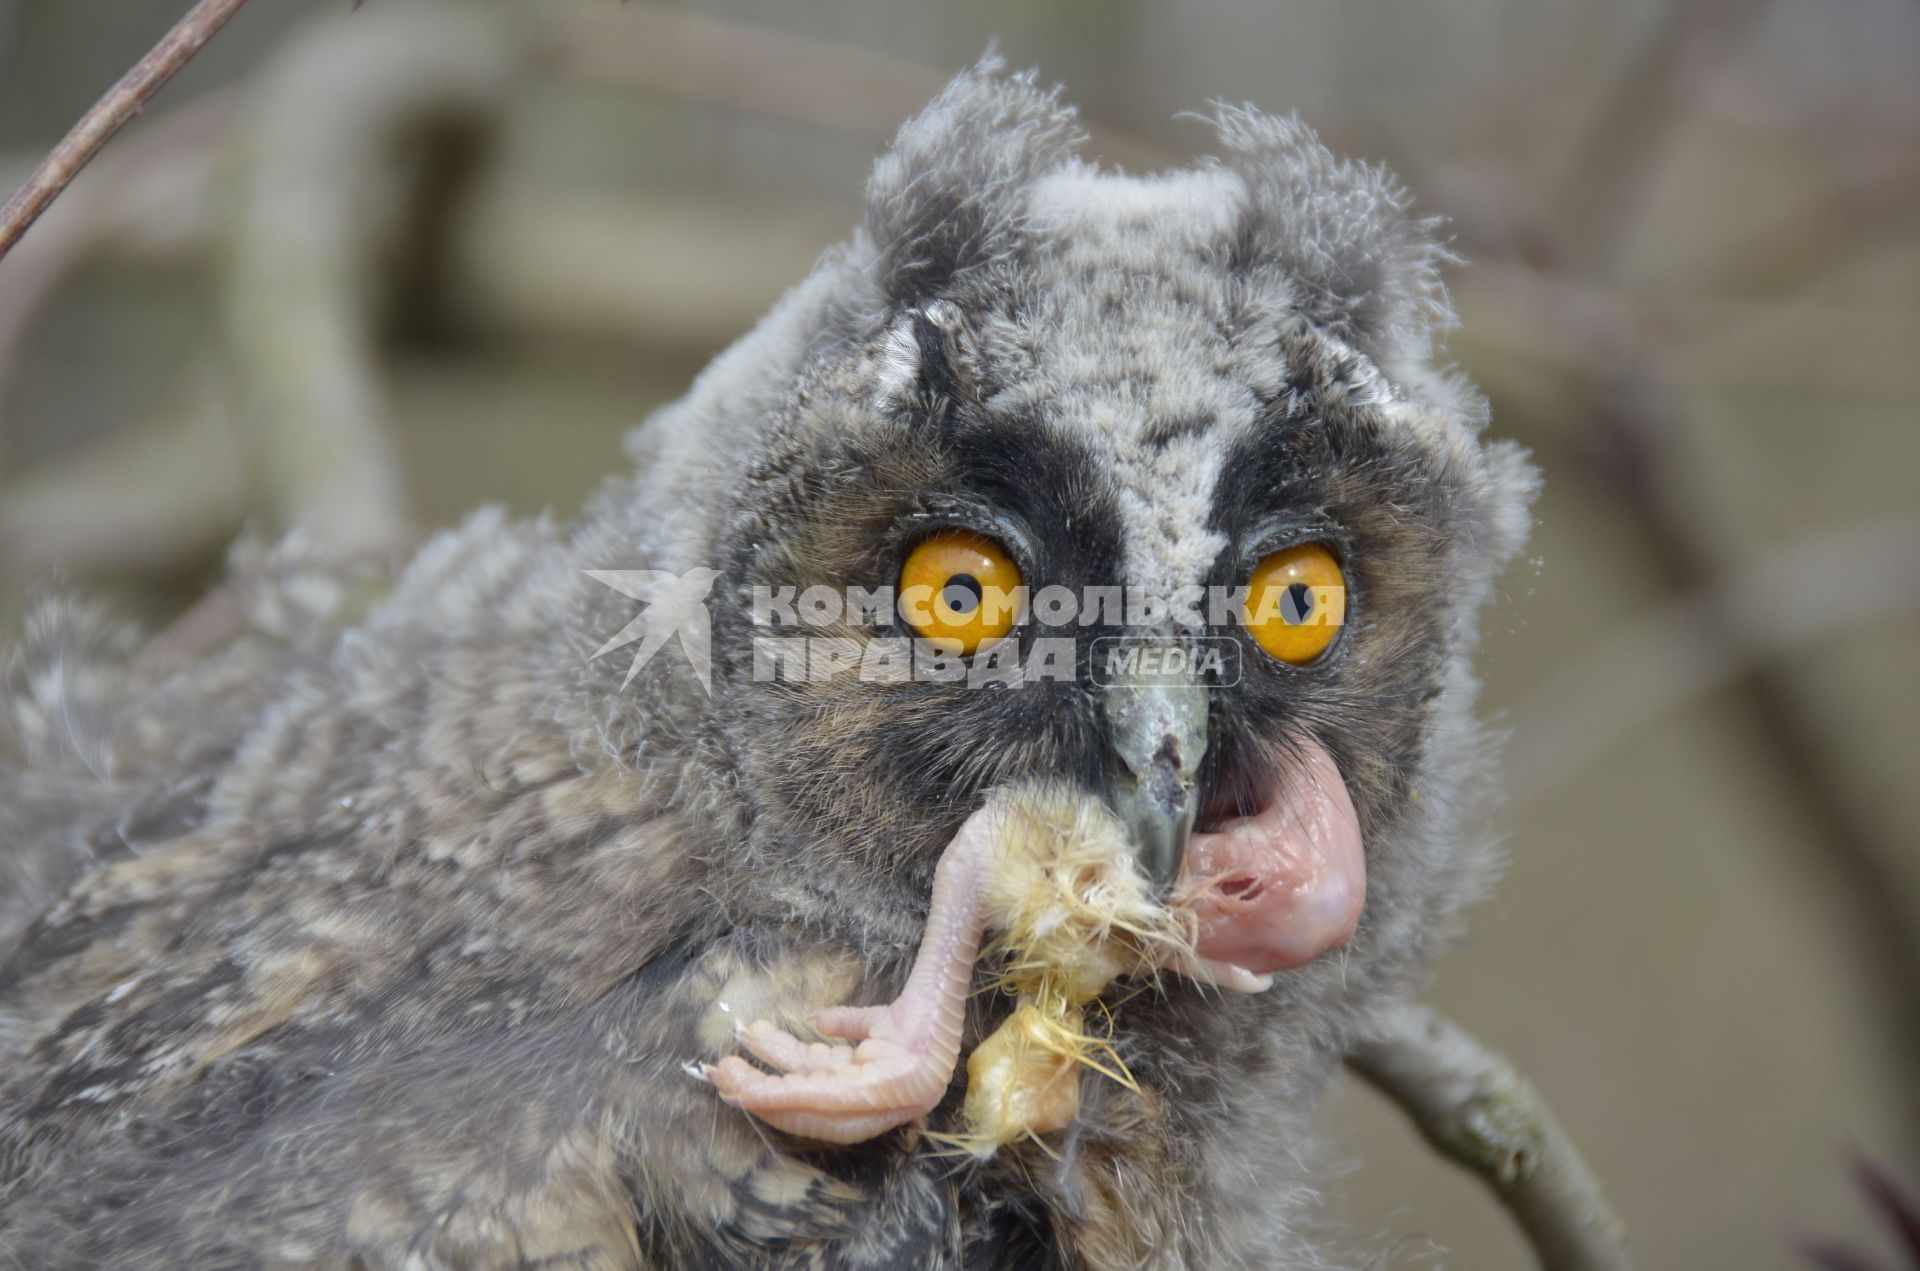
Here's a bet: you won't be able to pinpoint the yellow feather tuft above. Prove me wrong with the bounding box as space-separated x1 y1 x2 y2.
949 789 1198 1156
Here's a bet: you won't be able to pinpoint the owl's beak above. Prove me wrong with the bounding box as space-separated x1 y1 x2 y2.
1102 662 1210 893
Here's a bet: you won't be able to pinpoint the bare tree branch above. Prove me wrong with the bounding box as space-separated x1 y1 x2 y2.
1381 0 1920 1148
0 0 252 264
1349 1004 1633 1271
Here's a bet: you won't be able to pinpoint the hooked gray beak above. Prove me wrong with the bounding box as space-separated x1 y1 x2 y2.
1102 653 1209 892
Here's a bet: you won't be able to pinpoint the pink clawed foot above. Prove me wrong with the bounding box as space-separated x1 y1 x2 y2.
704 801 1003 1145
705 1006 952 1144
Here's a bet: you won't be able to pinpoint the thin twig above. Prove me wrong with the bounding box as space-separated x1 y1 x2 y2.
0 0 253 264
1348 1004 1633 1271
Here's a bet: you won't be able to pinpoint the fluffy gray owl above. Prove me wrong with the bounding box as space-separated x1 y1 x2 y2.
0 60 1535 1269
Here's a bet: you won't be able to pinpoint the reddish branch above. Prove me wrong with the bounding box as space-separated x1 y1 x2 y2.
0 0 252 264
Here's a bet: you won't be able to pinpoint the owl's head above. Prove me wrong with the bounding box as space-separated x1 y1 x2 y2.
595 57 1535 1006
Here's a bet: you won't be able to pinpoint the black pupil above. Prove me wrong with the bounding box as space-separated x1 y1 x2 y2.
942 573 983 616
1282 582 1315 624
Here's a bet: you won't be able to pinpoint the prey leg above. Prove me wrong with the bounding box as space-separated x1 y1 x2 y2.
705 800 1004 1145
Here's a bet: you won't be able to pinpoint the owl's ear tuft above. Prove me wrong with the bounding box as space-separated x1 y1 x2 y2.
865 53 1084 306
1212 107 1455 384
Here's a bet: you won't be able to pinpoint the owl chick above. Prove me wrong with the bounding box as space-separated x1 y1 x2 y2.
0 59 1535 1269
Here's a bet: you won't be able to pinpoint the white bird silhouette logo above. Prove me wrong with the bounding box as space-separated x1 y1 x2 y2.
584 568 723 692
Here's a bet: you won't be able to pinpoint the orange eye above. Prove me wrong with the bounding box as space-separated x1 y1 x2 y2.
1244 542 1347 665
898 530 1023 655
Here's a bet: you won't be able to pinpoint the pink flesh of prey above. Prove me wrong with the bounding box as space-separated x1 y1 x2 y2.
1173 738 1367 991
703 739 1366 1144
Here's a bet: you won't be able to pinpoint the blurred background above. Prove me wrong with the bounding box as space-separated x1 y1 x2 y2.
1 0 1915 1266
